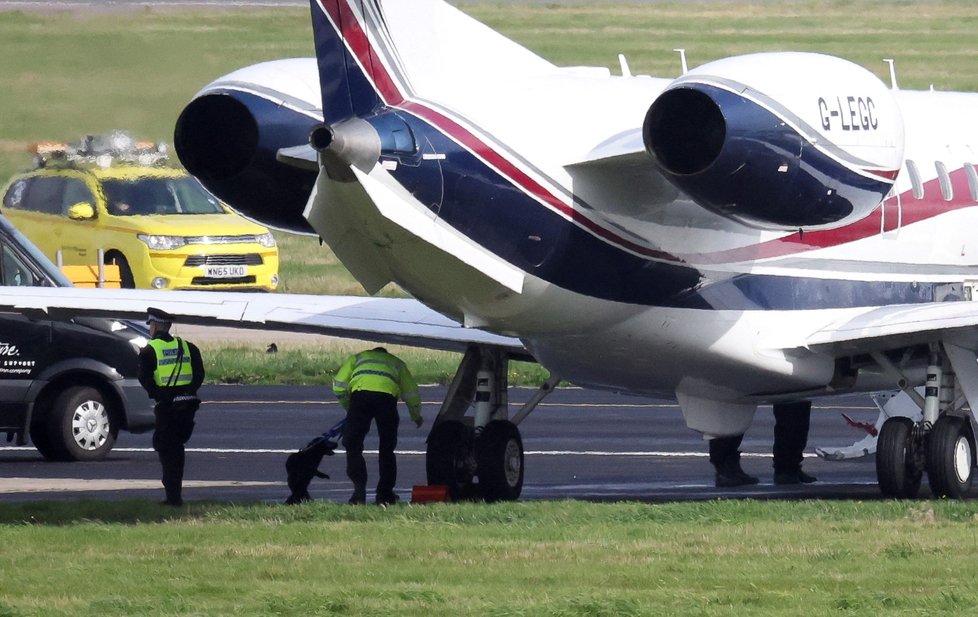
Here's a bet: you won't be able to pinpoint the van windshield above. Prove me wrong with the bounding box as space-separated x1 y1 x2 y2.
0 215 71 287
101 176 225 216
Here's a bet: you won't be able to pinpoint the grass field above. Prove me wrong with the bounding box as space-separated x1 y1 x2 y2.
2 499 978 616
201 339 550 385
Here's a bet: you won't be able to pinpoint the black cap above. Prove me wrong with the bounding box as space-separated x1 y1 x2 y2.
146 307 174 324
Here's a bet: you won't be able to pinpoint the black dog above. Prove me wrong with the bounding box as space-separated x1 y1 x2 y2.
284 437 337 505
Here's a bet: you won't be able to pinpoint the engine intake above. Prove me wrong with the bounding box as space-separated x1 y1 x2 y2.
643 52 904 230
174 90 319 234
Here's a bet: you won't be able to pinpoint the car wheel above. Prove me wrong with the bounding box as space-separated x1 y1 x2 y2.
108 254 135 288
46 385 118 461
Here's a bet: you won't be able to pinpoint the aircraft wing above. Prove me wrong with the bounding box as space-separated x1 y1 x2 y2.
0 287 527 356
784 301 978 355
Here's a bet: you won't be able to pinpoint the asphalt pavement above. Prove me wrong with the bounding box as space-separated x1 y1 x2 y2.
0 385 927 505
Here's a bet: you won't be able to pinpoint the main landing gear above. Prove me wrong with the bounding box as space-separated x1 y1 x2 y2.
875 344 978 499
425 346 558 502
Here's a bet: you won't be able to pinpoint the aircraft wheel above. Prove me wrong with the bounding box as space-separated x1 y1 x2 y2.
477 420 524 502
926 415 974 499
426 420 475 500
876 417 921 498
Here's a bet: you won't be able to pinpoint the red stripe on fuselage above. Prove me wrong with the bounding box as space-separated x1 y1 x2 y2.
689 167 977 264
317 1 675 262
401 101 677 261
317 0 970 271
315 0 404 105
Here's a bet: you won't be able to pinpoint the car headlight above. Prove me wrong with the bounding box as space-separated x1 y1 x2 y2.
257 232 277 248
137 234 187 250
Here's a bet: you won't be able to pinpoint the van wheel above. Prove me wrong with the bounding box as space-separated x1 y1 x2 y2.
42 386 118 461
108 254 135 288
29 419 59 460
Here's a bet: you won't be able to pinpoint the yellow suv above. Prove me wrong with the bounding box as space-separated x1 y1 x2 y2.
1 134 279 291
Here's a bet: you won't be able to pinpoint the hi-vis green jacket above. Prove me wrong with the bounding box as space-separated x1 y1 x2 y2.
332 348 421 422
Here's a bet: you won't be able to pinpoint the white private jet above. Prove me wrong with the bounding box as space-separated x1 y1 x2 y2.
6 0 978 500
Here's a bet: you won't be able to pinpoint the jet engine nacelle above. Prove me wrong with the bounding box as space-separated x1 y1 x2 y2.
173 59 322 234
643 52 905 230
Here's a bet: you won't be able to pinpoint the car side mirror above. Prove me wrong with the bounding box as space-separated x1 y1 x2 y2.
67 202 96 220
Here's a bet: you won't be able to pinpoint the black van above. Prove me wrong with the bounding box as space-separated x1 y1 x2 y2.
0 213 154 460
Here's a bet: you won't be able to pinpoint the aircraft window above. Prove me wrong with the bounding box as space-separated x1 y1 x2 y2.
966 163 978 202
0 244 37 287
935 161 953 201
22 177 65 215
905 160 924 200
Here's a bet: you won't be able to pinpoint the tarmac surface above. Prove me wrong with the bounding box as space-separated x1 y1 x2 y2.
0 384 946 505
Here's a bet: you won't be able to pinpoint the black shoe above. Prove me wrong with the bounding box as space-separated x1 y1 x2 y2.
375 492 400 506
796 469 817 483
348 488 366 505
774 469 817 485
715 470 759 488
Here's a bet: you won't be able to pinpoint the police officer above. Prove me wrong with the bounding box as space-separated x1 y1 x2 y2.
771 401 817 485
709 401 816 487
333 347 422 505
138 307 205 506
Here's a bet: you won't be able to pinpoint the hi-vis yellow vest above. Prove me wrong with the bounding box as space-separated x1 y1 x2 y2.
148 338 194 388
332 349 421 421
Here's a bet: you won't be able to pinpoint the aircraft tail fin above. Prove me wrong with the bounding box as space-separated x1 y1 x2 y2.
309 0 387 124
309 0 556 124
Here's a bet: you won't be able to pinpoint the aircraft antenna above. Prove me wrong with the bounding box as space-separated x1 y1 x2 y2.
674 48 688 75
618 54 632 78
883 58 899 90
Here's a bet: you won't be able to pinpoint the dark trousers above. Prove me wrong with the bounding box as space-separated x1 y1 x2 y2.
709 433 745 474
773 401 811 473
342 390 399 495
152 400 198 502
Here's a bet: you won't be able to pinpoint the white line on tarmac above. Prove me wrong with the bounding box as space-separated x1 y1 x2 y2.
1 446 792 458
0 478 281 494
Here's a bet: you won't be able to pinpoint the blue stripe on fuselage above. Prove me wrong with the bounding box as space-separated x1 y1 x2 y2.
374 110 962 310
230 96 962 311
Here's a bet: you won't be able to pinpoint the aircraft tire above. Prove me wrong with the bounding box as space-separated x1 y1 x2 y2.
876 417 921 498
426 420 474 500
477 420 524 502
925 415 974 499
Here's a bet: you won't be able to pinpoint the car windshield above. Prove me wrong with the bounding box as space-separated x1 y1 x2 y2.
101 176 224 216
